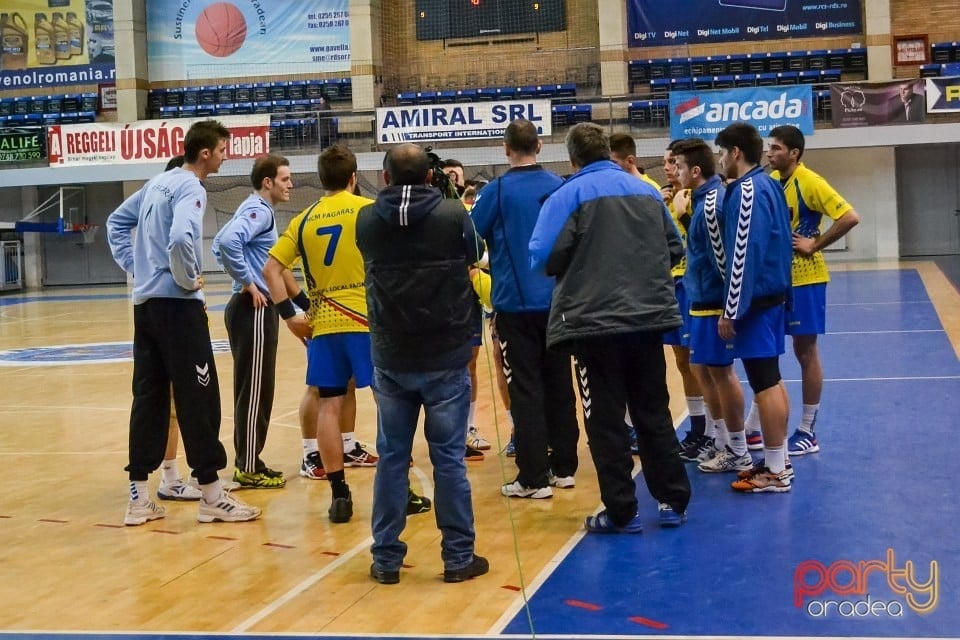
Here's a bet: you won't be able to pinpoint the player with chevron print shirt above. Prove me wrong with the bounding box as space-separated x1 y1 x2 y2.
714 123 794 493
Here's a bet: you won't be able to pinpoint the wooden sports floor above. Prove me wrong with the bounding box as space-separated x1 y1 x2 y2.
0 261 957 640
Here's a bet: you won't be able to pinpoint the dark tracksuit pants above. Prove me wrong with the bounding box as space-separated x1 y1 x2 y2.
572 331 691 526
224 292 279 473
127 298 226 485
497 311 579 488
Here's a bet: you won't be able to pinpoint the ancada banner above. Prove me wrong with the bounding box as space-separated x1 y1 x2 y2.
925 77 960 113
0 129 45 162
829 79 926 127
376 100 552 143
47 115 270 166
627 0 861 47
669 85 813 141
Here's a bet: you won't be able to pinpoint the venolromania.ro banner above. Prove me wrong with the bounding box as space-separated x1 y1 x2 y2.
46 115 270 166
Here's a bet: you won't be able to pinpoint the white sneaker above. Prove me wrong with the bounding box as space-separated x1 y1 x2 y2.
501 480 553 499
547 472 575 489
158 478 202 501
124 499 166 526
466 426 492 450
698 446 754 473
198 492 262 523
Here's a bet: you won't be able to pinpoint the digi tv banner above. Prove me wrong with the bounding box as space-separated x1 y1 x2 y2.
669 85 814 141
146 0 350 81
627 0 862 47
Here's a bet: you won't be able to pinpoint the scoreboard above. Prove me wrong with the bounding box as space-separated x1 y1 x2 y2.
416 0 566 41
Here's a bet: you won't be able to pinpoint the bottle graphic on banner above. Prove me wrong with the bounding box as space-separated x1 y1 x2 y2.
718 0 788 9
35 13 56 65
1 13 30 70
66 12 84 57
53 12 71 61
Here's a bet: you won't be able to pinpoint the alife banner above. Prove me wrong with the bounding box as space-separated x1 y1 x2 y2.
669 85 814 141
376 100 553 143
0 129 45 162
46 114 270 166
0 0 115 90
626 0 862 47
829 79 926 127
146 0 350 81
925 77 960 113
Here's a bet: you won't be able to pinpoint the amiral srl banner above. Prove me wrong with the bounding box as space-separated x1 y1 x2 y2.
377 100 553 143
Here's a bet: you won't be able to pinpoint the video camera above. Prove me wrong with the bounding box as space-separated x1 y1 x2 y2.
425 147 461 200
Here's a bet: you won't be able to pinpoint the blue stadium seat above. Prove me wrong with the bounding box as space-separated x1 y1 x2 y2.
0 98 13 117
80 93 98 112
777 71 799 85
456 89 478 102
290 98 311 114
920 64 942 78
692 76 713 91
826 50 847 70
570 104 592 123
269 83 287 101
734 73 757 87
181 87 200 106
159 105 180 119
535 84 557 99
551 105 572 128
757 72 778 86
251 84 271 103
846 48 867 71
746 54 767 74
727 54 747 75
179 104 197 118
931 42 952 64
820 69 842 86
707 57 727 75
42 112 60 126
437 90 457 103
671 77 693 92
198 86 217 106
768 52 788 72
477 87 498 101
415 91 439 104
799 70 821 84
650 78 670 98
807 49 828 70
628 100 652 127
397 92 417 105
786 52 805 71
516 85 537 99
815 89 832 121
232 102 253 115
556 83 577 99
234 84 253 103
689 56 708 77
650 99 668 127
217 84 236 104
253 101 273 114
668 59 690 78
287 81 307 100
497 87 517 100
306 80 325 100
271 99 292 114
712 75 734 90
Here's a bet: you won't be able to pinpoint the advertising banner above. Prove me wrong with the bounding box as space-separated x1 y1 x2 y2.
376 100 553 143
0 129 45 162
627 0 862 47
669 85 813 141
0 0 115 90
925 77 960 113
146 0 350 81
829 79 925 127
46 114 270 166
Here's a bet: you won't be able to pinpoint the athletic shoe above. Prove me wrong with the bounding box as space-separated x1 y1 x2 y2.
627 423 639 455
679 434 705 461
300 451 327 480
745 429 764 450
157 478 202 501
503 438 516 457
547 472 575 489
406 490 432 515
731 466 792 493
738 460 794 482
466 426 491 450
501 480 553 499
370 563 400 585
197 492 261 523
788 429 820 456
124 499 165 526
695 437 719 463
328 489 353 523
584 509 643 534
657 503 687 528
187 476 240 491
260 467 284 479
344 443 379 467
698 445 753 473
443 555 490 583
233 468 287 489
465 445 485 461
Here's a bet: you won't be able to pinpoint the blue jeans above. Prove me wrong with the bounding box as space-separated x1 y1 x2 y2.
370 366 476 572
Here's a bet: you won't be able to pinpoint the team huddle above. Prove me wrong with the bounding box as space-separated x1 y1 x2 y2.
105 116 857 582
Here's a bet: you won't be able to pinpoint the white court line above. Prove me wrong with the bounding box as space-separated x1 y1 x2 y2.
781 375 960 383
826 329 944 335
827 300 930 306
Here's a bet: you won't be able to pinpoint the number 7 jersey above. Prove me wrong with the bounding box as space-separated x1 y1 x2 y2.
268 190 374 337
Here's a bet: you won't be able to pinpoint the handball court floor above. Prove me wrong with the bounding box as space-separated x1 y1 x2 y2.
0 261 957 640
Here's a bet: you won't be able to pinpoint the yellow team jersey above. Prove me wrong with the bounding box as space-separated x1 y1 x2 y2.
640 172 661 192
268 191 374 337
667 190 692 278
771 163 853 287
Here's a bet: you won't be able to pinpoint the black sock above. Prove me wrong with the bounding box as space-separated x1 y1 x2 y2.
328 470 350 499
690 414 706 438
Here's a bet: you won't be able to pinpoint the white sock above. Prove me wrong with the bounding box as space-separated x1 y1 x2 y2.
624 408 633 427
161 459 180 484
714 419 729 448
200 480 223 504
728 430 747 456
686 396 705 417
784 446 791 467
704 416 717 439
765 445 786 474
342 432 356 454
800 404 819 433
130 480 149 504
303 438 318 457
468 401 477 429
745 402 761 432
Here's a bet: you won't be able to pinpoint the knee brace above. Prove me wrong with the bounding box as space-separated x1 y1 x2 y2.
742 357 781 394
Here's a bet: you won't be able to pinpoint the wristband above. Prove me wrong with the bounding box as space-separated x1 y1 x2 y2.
292 290 310 311
276 299 297 320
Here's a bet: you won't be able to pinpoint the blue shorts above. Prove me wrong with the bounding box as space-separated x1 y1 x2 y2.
733 304 786 360
663 280 691 348
786 283 827 336
306 333 373 390
688 313 736 367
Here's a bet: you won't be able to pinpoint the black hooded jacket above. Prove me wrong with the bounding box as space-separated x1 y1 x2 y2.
355 184 481 371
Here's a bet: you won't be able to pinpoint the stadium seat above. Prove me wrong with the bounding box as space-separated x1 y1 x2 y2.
734 73 757 88
920 64 942 78
397 92 417 105
712 75 734 90
777 71 799 85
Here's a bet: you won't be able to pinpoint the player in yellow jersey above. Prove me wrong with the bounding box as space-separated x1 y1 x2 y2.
759 125 860 457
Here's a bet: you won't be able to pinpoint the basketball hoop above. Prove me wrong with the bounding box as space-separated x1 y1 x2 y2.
76 224 99 245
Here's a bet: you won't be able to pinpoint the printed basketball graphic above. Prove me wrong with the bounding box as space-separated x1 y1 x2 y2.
195 2 247 58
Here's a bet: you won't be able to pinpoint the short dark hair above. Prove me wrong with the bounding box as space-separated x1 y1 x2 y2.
666 139 684 152
566 122 609 168
441 158 463 170
769 125 805 160
318 144 357 191
164 155 185 171
183 120 230 164
504 119 539 154
672 138 715 179
608 133 637 158
385 143 430 186
715 122 764 166
250 154 289 190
